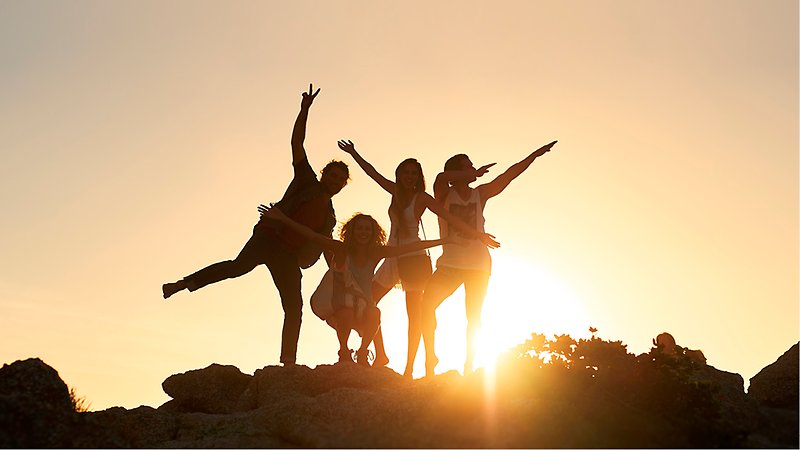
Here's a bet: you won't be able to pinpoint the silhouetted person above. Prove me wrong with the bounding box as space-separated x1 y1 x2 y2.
261 206 449 366
421 141 557 377
337 140 499 377
162 85 349 366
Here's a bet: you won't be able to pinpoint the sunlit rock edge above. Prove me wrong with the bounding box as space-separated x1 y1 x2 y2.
0 342 797 448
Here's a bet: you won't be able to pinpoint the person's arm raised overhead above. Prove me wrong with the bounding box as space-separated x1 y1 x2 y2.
291 84 321 165
337 140 395 194
478 140 556 201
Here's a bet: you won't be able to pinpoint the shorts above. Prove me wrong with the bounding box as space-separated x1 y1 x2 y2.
374 254 432 292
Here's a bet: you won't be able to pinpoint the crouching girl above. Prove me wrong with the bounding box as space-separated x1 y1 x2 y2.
260 205 447 366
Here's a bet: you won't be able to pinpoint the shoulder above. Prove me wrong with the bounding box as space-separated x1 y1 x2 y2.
292 157 316 180
434 185 452 202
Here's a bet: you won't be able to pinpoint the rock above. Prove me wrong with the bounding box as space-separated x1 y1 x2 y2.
748 342 799 410
0 357 72 411
0 358 77 448
237 363 405 411
6 346 797 448
162 363 252 414
692 365 748 405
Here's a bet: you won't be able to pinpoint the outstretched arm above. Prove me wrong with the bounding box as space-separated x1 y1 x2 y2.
377 238 447 259
432 163 496 199
337 140 395 194
478 140 556 201
418 193 500 249
258 204 340 252
290 84 321 165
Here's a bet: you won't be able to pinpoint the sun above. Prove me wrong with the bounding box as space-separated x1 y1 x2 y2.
432 253 592 374
377 253 591 378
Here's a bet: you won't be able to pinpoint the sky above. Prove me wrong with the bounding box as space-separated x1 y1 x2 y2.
1 0 797 411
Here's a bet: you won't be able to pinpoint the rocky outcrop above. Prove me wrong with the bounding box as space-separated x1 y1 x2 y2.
0 358 76 448
161 363 251 414
748 342 799 410
1 342 798 448
744 343 800 448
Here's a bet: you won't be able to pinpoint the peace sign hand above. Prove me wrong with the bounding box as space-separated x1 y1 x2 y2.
301 84 321 109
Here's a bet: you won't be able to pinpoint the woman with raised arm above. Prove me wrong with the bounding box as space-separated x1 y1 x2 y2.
259 205 448 365
337 140 500 377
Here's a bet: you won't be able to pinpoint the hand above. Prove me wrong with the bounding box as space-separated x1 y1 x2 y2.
479 232 501 249
533 140 557 158
475 163 496 178
258 203 286 221
337 139 356 155
300 83 320 109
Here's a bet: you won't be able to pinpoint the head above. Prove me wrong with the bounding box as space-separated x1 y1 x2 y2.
338 213 387 250
320 160 350 196
444 153 476 184
395 158 426 193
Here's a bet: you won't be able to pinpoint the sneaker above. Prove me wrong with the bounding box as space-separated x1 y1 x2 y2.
356 348 374 367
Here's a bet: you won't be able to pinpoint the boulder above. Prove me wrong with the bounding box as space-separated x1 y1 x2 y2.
162 363 252 414
0 358 76 448
748 342 799 410
0 357 72 410
237 362 405 411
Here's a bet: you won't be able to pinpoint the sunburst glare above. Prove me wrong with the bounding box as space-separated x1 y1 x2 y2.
474 253 591 370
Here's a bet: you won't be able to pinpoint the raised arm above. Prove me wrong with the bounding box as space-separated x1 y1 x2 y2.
258 204 340 252
418 192 500 249
290 84 321 165
478 140 556 201
377 238 446 259
337 140 395 194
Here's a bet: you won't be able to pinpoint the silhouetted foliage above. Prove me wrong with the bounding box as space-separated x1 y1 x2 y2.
69 387 91 413
494 328 747 448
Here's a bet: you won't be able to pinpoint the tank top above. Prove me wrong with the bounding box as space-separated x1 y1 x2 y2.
387 193 424 256
436 187 491 272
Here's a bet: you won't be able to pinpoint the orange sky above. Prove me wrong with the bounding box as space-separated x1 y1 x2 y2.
0 1 797 410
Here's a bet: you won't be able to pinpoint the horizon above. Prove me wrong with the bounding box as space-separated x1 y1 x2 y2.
1 0 797 410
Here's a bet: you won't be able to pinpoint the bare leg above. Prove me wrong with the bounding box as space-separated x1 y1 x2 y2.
330 311 354 363
463 271 490 375
356 306 381 366
421 268 462 378
403 290 423 378
370 281 393 367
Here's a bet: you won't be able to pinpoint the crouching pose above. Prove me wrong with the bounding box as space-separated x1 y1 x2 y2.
260 205 448 365
338 139 500 377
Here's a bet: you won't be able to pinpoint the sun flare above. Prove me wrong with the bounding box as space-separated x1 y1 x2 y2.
430 253 592 374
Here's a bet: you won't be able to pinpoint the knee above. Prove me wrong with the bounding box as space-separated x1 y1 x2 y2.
466 318 481 332
367 307 381 326
369 306 381 321
228 259 256 277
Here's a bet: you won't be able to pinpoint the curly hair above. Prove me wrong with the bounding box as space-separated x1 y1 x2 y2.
338 213 387 250
321 160 350 183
